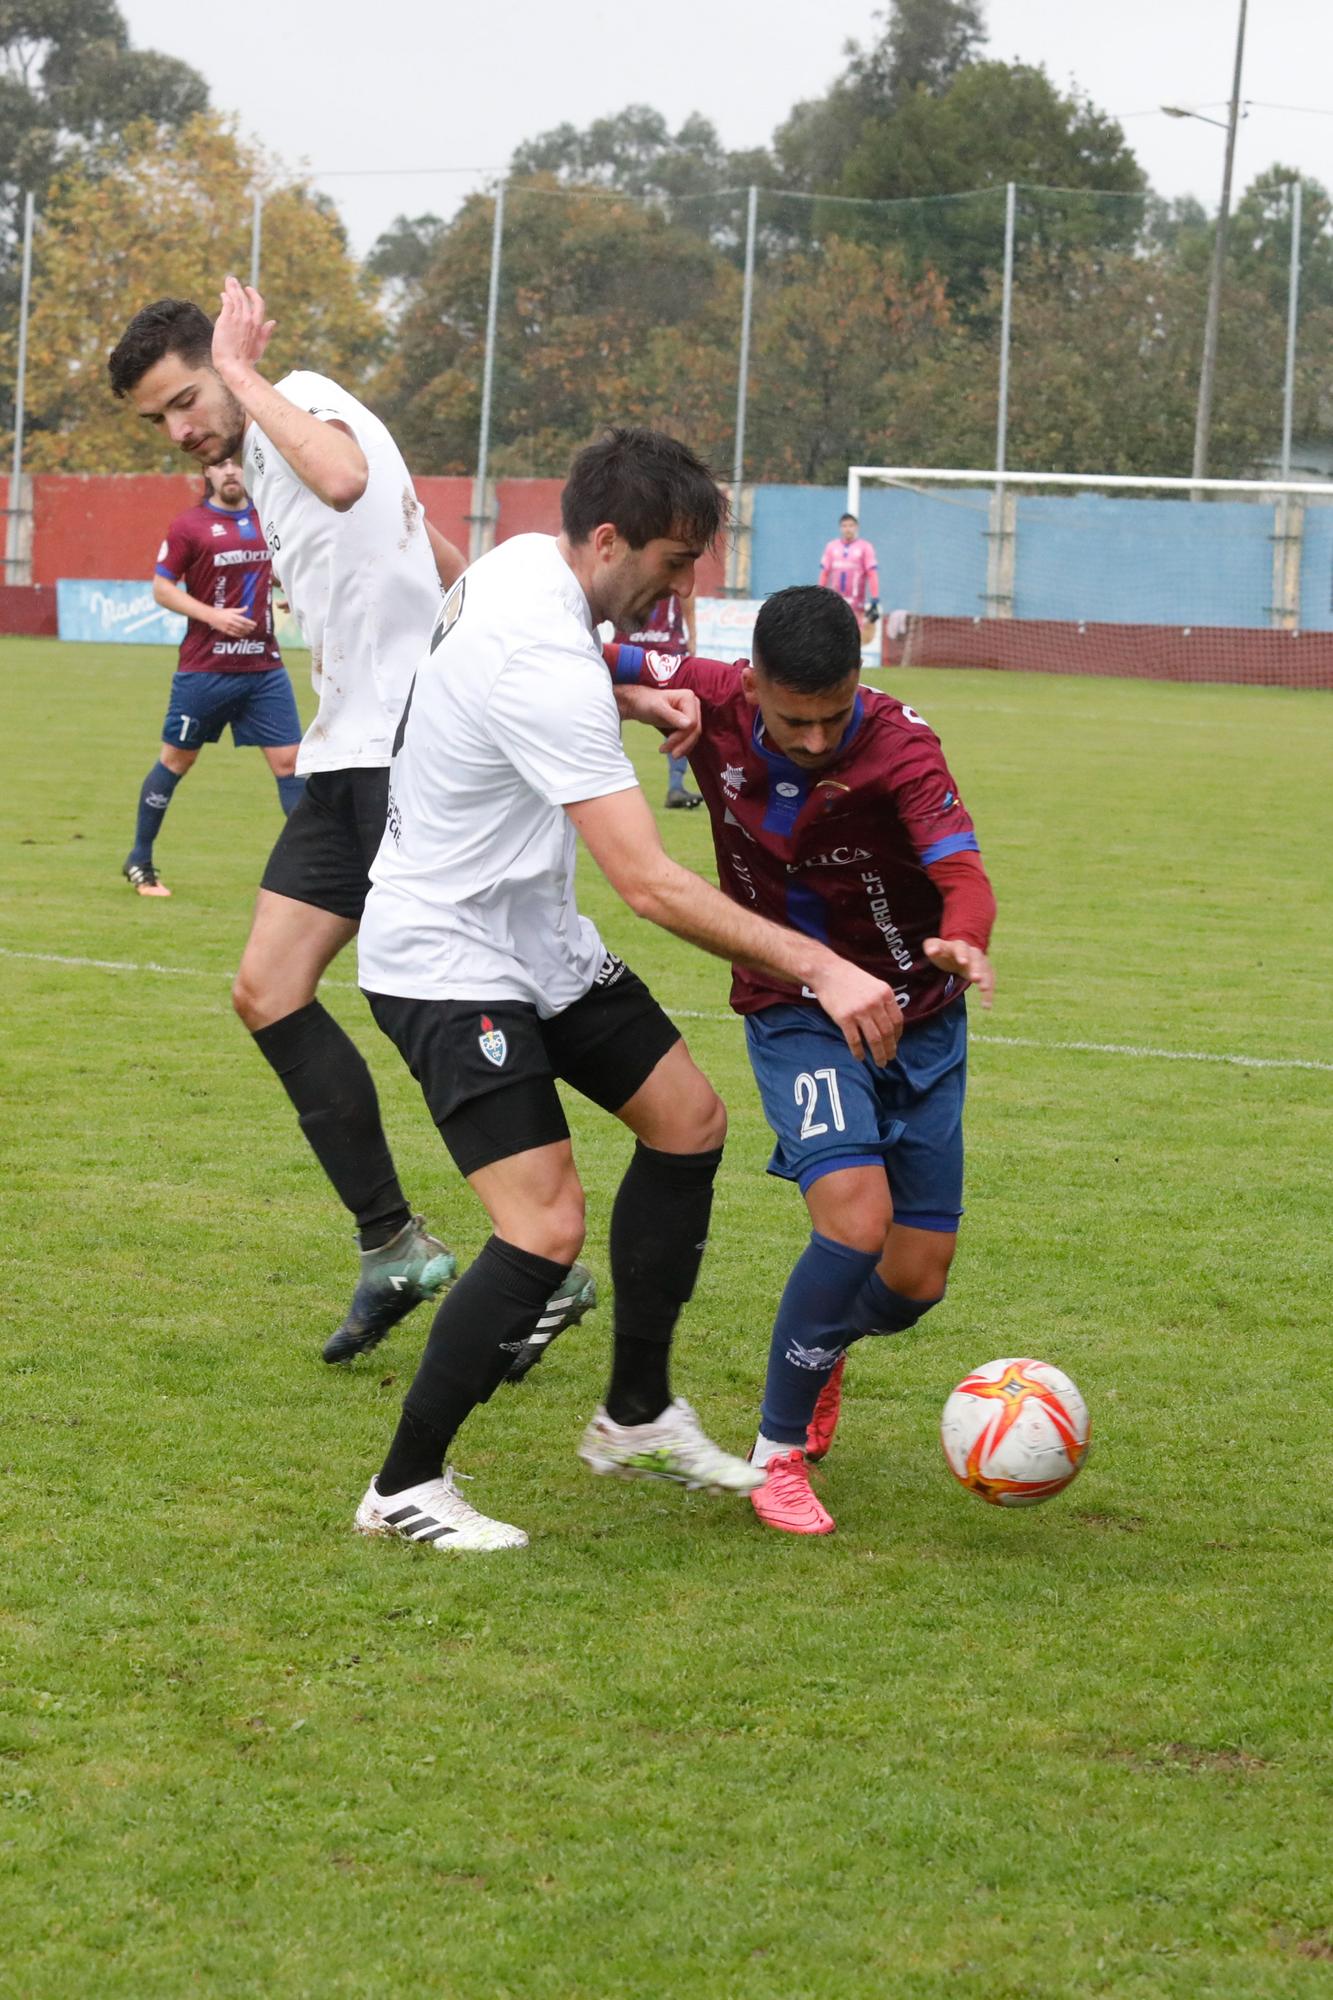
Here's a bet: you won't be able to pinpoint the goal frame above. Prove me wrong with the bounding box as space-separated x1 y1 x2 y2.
843 466 1333 687
846 466 1333 514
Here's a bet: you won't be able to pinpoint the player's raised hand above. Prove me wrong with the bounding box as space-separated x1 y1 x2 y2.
924 937 995 1009
211 607 257 638
810 957 903 1065
213 276 277 377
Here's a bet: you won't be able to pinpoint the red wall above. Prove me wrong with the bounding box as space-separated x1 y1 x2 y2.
5 471 729 600
29 473 202 587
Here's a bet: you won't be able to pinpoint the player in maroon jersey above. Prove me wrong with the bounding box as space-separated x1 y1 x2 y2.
615 593 702 807
606 584 996 1535
122 457 303 896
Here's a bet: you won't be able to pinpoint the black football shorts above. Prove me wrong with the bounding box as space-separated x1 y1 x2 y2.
365 954 681 1176
260 767 390 922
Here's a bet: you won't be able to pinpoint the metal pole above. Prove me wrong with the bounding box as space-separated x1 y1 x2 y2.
995 180 1016 474
250 190 263 290
728 183 758 594
1191 0 1248 485
1280 177 1302 480
5 191 35 586
472 181 505 563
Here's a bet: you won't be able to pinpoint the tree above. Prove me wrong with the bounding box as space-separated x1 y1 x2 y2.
509 105 769 204
855 0 986 102
1 1 207 264
1228 165 1333 317
11 113 384 472
773 0 986 194
743 238 952 481
837 61 1145 308
365 212 446 286
374 176 739 477
935 246 1296 477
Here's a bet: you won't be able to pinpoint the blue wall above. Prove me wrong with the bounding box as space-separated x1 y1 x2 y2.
749 483 1333 631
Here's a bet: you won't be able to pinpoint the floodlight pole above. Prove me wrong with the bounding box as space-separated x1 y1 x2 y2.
1191 0 1248 487
1280 177 1302 480
728 183 759 595
995 180 1016 476
472 181 506 563
250 190 263 290
5 191 35 587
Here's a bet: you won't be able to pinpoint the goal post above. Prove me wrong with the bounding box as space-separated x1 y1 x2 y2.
847 467 1333 690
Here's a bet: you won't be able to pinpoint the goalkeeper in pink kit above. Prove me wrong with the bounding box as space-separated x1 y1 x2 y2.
606 585 996 1536
820 512 880 638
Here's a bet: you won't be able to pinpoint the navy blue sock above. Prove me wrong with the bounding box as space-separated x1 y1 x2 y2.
759 1231 880 1446
130 760 181 864
847 1273 944 1342
276 773 306 817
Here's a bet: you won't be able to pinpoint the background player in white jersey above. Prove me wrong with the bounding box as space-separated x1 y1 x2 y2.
352 427 903 1553
108 283 593 1366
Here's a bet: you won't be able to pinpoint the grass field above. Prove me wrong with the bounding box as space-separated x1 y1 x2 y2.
1 637 1331 1999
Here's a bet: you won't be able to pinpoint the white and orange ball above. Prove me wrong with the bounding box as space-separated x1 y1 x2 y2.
941 1358 1090 1507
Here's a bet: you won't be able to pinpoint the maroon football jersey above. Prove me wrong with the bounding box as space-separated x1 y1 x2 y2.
607 642 990 1021
615 594 688 649
155 500 281 673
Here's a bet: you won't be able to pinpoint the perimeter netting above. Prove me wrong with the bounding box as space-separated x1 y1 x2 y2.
851 469 1333 691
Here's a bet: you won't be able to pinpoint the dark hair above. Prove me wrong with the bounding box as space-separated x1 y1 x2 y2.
839 512 858 525
108 299 214 399
753 586 862 693
561 426 727 549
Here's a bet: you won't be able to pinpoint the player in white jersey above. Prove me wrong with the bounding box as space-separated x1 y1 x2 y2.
351 427 903 1552
108 284 595 1367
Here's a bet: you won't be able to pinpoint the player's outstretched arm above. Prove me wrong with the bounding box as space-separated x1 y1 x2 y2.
211 277 368 512
567 787 902 1063
152 572 254 637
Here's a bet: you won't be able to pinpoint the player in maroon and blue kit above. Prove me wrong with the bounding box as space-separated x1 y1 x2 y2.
606 584 997 1535
122 456 304 896
614 592 702 808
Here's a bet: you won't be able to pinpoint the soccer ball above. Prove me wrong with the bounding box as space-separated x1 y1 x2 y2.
940 1358 1090 1507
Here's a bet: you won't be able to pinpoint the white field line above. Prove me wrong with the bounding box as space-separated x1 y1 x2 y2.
2 945 1330 1075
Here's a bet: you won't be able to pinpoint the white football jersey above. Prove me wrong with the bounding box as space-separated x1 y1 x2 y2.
356 535 640 1014
241 371 442 775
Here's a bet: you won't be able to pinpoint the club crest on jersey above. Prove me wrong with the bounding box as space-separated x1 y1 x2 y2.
643 650 678 683
478 1014 507 1067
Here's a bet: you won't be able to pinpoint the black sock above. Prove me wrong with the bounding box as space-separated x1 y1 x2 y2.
130 759 181 865
250 1001 411 1245
378 1237 571 1495
605 1141 723 1427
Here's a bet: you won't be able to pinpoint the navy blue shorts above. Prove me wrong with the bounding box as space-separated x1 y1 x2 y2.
161 668 301 751
743 1000 968 1231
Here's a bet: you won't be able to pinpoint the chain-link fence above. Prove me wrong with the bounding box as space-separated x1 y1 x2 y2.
4 173 1326 587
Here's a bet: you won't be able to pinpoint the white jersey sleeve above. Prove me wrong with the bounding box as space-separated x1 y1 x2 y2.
487 646 638 807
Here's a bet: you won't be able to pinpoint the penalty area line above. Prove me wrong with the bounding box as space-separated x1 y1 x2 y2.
2 945 1330 1075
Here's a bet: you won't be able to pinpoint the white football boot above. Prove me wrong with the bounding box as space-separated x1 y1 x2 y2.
354 1468 528 1552
578 1397 765 1496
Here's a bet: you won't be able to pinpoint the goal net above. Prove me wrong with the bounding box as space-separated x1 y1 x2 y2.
848 467 1333 690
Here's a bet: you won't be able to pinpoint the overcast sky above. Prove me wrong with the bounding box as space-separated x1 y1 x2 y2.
121 0 1333 256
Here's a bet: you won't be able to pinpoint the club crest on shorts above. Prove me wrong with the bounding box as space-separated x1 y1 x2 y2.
478 1014 507 1067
